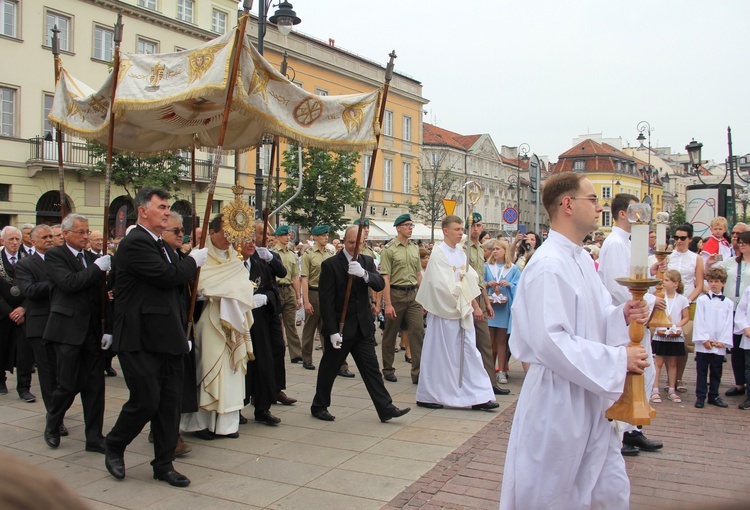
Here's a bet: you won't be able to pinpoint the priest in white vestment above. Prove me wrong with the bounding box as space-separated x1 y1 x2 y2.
500 174 650 510
181 216 255 438
415 215 497 410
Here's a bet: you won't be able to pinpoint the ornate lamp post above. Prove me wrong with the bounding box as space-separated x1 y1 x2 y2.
636 121 653 219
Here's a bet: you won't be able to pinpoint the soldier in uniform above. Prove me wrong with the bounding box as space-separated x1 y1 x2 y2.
274 225 303 364
300 225 333 370
380 213 424 383
468 213 510 396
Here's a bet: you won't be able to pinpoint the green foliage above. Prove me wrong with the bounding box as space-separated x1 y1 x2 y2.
669 201 686 233
408 152 457 243
277 146 364 232
82 142 187 198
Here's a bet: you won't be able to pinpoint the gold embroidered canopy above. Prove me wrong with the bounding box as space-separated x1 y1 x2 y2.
49 29 381 154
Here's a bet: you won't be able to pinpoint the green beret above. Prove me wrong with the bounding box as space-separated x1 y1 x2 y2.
310 225 330 235
353 218 370 226
274 225 290 236
393 213 412 226
465 212 482 228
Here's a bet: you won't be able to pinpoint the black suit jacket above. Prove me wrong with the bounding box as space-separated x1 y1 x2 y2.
15 252 50 338
43 245 106 345
247 251 286 317
0 248 24 319
319 250 384 340
112 225 197 354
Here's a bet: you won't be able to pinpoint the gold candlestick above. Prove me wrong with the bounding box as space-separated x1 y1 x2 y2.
647 250 673 329
605 277 659 426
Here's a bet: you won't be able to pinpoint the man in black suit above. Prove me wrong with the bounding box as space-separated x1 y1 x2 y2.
0 226 29 398
43 214 112 453
16 225 61 420
311 226 411 423
104 187 207 488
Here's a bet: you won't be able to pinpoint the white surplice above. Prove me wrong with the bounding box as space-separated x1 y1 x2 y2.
415 242 495 407
500 231 630 510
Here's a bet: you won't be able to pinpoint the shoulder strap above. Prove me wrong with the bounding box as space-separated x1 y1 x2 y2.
736 259 742 298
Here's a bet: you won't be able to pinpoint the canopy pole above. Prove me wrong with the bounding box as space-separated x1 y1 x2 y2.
50 25 67 219
261 136 278 246
338 51 397 334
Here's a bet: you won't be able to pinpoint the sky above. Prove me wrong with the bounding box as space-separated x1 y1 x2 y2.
289 0 748 164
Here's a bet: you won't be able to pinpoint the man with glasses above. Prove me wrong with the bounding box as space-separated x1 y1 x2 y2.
730 223 747 257
380 213 424 383
88 230 104 257
43 214 112 454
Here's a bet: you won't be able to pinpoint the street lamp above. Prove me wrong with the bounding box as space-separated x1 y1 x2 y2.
636 121 654 218
509 143 530 216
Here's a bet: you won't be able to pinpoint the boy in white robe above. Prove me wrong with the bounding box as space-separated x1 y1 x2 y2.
500 173 650 510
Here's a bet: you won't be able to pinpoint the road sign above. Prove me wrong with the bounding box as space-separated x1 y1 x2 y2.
503 207 518 225
443 199 457 216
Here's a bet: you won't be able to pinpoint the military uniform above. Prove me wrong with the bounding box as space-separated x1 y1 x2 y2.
469 239 496 388
274 227 302 362
300 243 330 367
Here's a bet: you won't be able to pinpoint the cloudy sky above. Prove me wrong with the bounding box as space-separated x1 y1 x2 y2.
292 0 748 164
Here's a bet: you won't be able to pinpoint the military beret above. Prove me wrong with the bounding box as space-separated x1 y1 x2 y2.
310 225 330 235
353 218 370 226
274 225 290 235
465 212 482 227
393 213 412 226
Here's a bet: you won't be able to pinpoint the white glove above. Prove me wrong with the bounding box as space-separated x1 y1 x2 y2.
196 290 207 301
330 333 343 349
188 340 193 352
253 294 268 308
189 247 209 267
256 247 273 262
94 254 111 271
348 261 366 278
101 334 113 350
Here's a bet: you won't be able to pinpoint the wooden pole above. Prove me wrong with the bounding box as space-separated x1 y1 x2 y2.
190 146 197 245
338 51 397 334
50 24 67 219
261 136 278 246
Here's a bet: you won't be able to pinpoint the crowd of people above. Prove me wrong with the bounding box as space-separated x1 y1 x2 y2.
2 178 748 507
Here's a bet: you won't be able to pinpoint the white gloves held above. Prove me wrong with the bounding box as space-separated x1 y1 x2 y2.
101 334 113 350
330 333 343 349
189 247 209 267
94 255 112 271
348 261 366 278
253 294 268 308
256 247 273 262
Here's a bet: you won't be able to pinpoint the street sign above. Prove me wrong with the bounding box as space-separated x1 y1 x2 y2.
503 207 518 225
443 199 457 216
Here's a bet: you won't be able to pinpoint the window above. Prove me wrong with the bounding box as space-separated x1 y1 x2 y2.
1 0 18 38
315 88 328 96
211 200 223 214
573 160 584 171
602 211 611 227
635 190 640 198
431 152 440 167
211 9 227 34
137 37 158 54
45 11 71 51
402 115 412 142
383 159 393 191
362 154 371 184
0 183 8 201
43 93 54 137
176 0 194 23
93 26 114 61
0 86 16 136
402 163 411 193
602 186 612 200
383 110 393 136
138 0 157 10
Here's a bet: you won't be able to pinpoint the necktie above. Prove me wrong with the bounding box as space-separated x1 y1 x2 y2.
157 239 171 263
9 256 16 267
76 252 86 269
244 260 251 273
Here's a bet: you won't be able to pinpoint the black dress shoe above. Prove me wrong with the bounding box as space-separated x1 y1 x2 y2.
384 373 397 382
303 361 316 370
708 397 729 408
193 428 216 440
276 391 297 405
738 399 750 410
238 412 248 424
493 385 511 395
623 431 663 451
472 401 500 411
621 444 640 456
416 401 443 409
85 439 107 454
290 357 303 364
338 369 355 378
104 366 117 377
216 431 240 438
694 400 705 408
44 425 60 448
18 390 36 402
725 386 746 397
59 423 69 437
311 408 335 421
380 407 411 423
105 450 125 480
254 410 281 425
154 470 190 487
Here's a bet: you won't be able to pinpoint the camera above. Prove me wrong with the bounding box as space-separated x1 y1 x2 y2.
523 243 532 252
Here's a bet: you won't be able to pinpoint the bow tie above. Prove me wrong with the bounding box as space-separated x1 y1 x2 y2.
711 294 725 301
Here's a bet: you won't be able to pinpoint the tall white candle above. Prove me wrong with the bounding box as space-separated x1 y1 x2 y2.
656 222 667 251
631 223 649 279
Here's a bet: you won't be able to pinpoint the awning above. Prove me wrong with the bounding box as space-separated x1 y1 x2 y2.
411 223 443 241
336 220 392 241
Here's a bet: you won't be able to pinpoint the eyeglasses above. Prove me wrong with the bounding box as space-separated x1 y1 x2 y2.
164 228 184 234
674 235 689 241
559 196 599 205
67 229 91 235
739 242 747 246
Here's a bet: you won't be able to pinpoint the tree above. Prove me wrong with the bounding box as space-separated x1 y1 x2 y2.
81 142 187 198
668 201 686 234
408 149 458 243
277 145 364 232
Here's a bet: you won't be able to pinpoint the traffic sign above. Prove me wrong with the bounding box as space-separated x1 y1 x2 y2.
503 207 518 224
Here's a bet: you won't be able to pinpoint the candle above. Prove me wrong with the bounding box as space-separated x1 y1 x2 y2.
627 203 651 279
655 212 669 251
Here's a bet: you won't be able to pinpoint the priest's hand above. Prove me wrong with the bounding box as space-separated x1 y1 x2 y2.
626 345 649 374
623 298 649 324
330 333 343 349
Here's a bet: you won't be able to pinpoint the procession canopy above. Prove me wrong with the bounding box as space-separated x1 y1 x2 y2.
49 29 381 155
